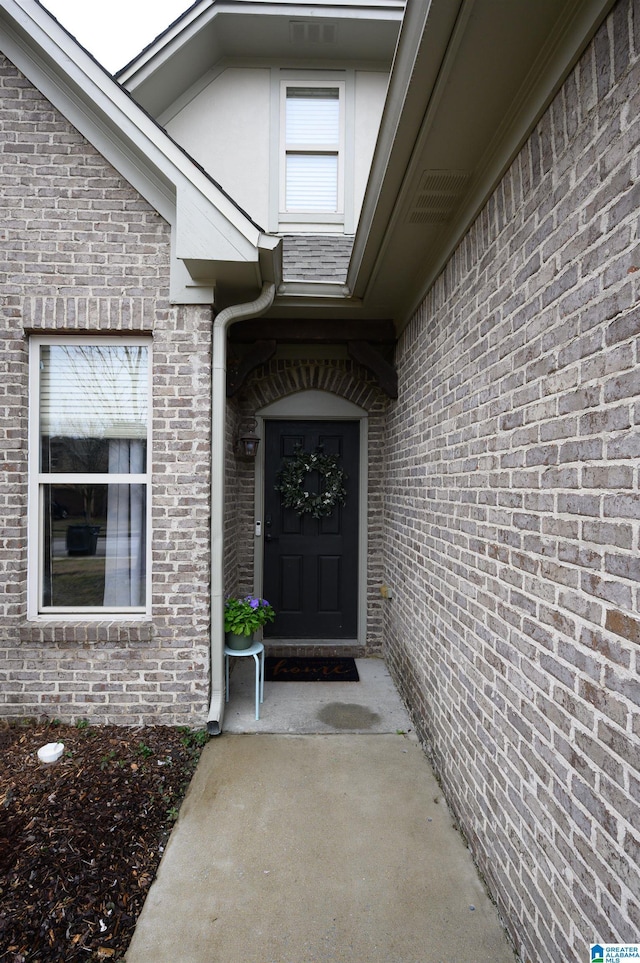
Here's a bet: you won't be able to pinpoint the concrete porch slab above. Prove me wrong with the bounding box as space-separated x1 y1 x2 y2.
222 656 415 735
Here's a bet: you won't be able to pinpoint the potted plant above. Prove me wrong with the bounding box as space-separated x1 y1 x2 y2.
224 594 275 650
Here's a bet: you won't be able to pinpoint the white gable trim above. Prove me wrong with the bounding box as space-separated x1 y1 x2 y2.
0 0 278 304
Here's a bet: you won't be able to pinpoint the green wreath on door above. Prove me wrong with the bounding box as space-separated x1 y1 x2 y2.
275 445 347 519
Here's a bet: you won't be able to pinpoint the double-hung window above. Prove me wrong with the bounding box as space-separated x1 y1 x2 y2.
281 82 345 219
29 337 151 617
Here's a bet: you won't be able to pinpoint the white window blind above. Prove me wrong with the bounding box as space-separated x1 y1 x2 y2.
286 87 339 145
286 154 339 211
39 344 148 442
284 85 341 213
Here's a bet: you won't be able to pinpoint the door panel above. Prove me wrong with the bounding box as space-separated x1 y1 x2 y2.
264 419 359 638
280 555 303 610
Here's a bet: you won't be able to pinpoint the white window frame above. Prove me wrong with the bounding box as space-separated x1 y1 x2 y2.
278 79 346 225
27 335 153 620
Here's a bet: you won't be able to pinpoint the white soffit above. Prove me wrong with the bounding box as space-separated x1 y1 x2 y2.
118 0 405 118
347 0 619 328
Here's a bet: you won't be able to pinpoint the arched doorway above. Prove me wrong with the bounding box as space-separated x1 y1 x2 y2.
254 391 368 644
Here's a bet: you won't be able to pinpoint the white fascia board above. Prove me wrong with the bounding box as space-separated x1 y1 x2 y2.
0 0 266 301
276 280 352 300
396 0 618 329
351 0 618 322
348 0 462 293
119 0 404 91
117 0 216 90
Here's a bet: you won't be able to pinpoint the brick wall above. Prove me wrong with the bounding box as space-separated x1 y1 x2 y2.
0 55 212 725
384 2 640 959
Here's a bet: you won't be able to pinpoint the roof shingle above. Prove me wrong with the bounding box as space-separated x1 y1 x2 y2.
281 235 354 283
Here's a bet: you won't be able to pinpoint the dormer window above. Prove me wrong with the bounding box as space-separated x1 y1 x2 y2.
279 80 345 227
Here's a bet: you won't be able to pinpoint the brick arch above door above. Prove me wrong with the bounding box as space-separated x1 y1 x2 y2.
238 357 388 416
228 364 388 651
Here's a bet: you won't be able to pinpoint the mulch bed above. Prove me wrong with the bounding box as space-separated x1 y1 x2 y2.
0 719 208 962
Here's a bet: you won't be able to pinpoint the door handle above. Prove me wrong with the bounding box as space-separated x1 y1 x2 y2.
265 533 279 543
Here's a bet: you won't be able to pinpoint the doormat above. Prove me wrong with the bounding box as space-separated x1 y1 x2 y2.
265 656 359 682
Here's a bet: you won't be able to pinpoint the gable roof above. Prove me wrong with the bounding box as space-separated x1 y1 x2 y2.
118 0 404 120
0 0 281 306
2 0 616 327
118 0 616 330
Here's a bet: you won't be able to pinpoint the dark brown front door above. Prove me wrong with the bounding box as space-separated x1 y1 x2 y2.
263 420 359 639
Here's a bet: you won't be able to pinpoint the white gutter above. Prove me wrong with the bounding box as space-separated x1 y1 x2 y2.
207 282 276 735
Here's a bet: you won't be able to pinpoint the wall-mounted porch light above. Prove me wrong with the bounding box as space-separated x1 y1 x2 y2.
234 418 260 459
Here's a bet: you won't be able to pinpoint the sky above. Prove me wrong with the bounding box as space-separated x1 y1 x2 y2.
42 0 191 73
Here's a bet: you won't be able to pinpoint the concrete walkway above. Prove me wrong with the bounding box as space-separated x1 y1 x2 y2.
125 662 516 963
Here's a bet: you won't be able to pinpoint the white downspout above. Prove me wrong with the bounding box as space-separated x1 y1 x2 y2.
207 281 276 735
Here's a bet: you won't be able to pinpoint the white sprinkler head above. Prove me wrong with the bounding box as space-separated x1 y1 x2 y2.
37 742 65 764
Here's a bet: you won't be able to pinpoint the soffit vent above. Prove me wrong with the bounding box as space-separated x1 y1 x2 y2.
290 20 338 45
407 170 470 224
